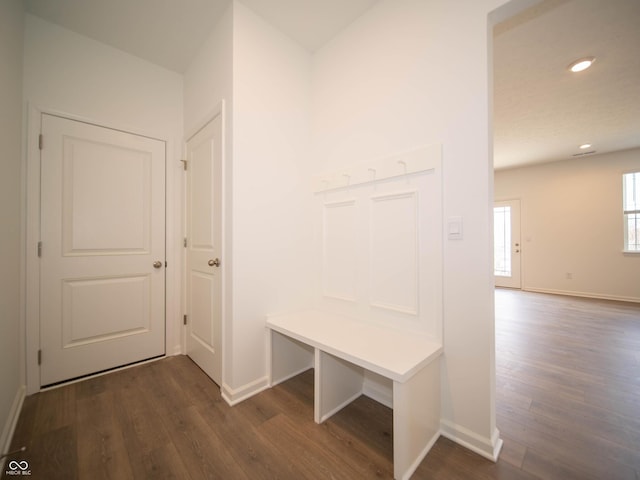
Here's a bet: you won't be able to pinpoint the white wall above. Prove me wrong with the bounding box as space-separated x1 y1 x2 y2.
495 148 640 302
0 0 25 459
24 15 183 140
183 5 233 137
312 0 512 459
227 1 314 399
23 14 184 373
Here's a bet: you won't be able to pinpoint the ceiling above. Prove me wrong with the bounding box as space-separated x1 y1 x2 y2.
25 0 232 73
239 0 379 52
25 0 640 170
493 0 640 169
24 0 379 71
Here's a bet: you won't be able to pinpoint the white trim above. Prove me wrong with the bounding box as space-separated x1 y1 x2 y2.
221 376 270 406
490 427 504 460
25 104 42 394
0 386 26 472
369 190 420 316
25 103 179 394
321 199 358 303
26 105 166 142
440 420 503 462
185 102 225 144
524 287 640 304
218 99 228 394
166 134 184 361
312 144 441 192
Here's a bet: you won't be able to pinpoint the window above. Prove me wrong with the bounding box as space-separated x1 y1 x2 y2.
623 172 640 252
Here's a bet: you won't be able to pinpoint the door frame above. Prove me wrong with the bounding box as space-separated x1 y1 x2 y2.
24 104 179 394
182 100 228 390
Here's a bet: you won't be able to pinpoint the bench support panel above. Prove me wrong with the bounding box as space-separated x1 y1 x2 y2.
393 358 441 480
269 330 314 386
315 349 364 423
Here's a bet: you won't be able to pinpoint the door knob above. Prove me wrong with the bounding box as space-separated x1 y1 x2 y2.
153 260 163 269
208 258 220 267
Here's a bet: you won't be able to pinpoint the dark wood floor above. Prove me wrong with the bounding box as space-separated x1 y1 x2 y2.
3 289 640 479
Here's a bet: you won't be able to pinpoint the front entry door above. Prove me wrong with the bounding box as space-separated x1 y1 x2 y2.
494 199 521 289
40 114 166 386
185 115 223 385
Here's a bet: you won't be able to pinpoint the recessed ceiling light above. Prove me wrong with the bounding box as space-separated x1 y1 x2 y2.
568 57 596 73
579 143 592 149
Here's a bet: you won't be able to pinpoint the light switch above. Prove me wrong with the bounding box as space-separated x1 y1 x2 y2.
447 216 463 240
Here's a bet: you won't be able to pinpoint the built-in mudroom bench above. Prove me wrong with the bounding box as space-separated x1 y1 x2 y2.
266 310 442 480
266 145 444 480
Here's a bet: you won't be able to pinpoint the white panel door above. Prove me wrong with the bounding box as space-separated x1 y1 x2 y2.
185 115 223 385
40 114 166 386
494 199 521 289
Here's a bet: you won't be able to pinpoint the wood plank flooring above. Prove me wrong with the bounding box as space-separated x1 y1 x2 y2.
3 289 640 479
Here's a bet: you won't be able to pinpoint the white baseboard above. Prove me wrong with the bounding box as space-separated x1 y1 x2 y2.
221 376 270 406
1 385 26 472
524 287 640 304
440 420 503 462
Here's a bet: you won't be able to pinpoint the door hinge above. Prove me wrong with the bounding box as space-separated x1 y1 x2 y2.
183 314 187 326
37 241 42 258
38 349 42 365
180 159 187 171
183 237 187 248
38 134 43 150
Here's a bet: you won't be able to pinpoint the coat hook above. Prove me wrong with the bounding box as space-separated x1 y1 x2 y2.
397 160 407 174
368 167 377 179
342 174 351 185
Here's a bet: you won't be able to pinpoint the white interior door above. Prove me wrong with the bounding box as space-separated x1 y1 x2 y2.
185 115 223 385
40 114 166 386
494 199 521 289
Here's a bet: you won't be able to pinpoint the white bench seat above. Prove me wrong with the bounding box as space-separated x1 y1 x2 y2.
267 310 441 382
266 309 443 480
